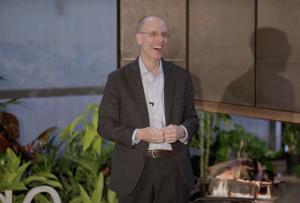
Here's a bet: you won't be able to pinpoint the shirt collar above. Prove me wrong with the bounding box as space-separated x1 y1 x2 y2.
138 56 162 77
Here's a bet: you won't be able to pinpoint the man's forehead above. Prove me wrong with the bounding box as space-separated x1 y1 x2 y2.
144 17 165 24
142 17 167 29
145 16 161 22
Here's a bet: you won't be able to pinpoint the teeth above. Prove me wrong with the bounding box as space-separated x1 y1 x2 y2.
153 45 162 49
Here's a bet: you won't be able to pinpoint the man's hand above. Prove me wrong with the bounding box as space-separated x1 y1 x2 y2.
163 124 185 143
136 127 165 143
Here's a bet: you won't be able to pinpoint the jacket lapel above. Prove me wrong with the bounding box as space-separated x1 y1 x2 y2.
162 59 174 125
130 60 150 126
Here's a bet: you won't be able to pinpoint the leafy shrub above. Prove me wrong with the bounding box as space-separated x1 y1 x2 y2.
214 124 270 163
0 104 117 203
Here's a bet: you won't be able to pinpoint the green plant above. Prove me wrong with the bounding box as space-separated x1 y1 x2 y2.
38 103 116 202
0 98 22 112
191 112 231 178
60 104 107 155
282 123 300 154
0 75 22 112
0 148 31 192
69 172 117 203
293 164 300 178
0 148 62 202
1 104 117 203
214 124 270 163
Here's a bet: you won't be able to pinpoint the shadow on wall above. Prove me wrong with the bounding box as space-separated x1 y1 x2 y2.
222 27 294 112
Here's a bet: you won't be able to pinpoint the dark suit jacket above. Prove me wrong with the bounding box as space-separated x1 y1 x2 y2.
98 59 199 195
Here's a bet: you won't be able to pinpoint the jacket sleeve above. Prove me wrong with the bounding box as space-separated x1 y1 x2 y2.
97 73 135 148
181 71 199 140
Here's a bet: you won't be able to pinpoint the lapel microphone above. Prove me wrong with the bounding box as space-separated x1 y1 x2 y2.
149 102 154 106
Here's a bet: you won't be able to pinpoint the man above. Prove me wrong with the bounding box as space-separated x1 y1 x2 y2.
98 16 199 203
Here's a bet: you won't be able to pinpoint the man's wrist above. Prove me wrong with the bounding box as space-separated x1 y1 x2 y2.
132 129 141 145
178 125 185 138
135 128 143 140
179 125 188 144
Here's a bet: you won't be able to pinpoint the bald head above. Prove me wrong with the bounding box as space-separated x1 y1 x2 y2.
136 16 167 33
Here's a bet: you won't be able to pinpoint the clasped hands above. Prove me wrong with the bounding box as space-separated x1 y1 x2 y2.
136 124 185 144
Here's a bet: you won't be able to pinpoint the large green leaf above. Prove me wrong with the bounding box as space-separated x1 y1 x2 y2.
59 124 70 141
92 107 98 130
87 104 98 115
6 148 21 172
23 176 62 189
79 185 92 203
70 157 99 177
83 124 97 151
2 172 18 184
107 189 117 203
70 114 85 135
91 172 104 203
0 182 27 191
16 162 32 180
92 136 102 155
23 175 48 184
40 180 63 189
34 172 58 180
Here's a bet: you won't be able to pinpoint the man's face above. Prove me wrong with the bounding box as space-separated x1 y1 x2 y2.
136 17 168 62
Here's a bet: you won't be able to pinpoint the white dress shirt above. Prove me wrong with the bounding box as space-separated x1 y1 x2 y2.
132 57 188 150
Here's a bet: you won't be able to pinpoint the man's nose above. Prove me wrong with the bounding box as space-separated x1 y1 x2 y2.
155 34 164 42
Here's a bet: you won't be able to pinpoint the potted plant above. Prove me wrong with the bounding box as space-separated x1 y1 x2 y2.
1 104 117 203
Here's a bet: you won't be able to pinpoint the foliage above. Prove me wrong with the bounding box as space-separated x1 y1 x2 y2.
51 103 115 202
0 104 117 203
214 124 270 163
0 148 62 202
0 75 22 111
282 123 300 154
0 148 31 192
69 172 117 203
0 98 22 112
293 164 300 178
191 112 275 178
191 112 231 177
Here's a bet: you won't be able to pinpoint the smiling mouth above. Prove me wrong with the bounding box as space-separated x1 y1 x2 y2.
152 45 163 50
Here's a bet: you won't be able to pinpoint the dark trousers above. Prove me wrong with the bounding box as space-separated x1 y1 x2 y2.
118 154 189 203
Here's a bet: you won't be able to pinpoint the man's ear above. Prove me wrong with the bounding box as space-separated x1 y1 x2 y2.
136 34 142 45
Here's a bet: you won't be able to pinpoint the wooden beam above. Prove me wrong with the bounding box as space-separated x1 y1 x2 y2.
195 100 300 124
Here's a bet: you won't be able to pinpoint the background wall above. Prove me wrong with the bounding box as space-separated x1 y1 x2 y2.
119 0 283 149
0 0 117 144
1 0 283 150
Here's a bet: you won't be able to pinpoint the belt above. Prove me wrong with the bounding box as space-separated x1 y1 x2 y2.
145 149 173 158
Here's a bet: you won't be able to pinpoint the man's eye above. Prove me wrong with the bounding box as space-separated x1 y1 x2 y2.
151 32 158 37
162 33 168 38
